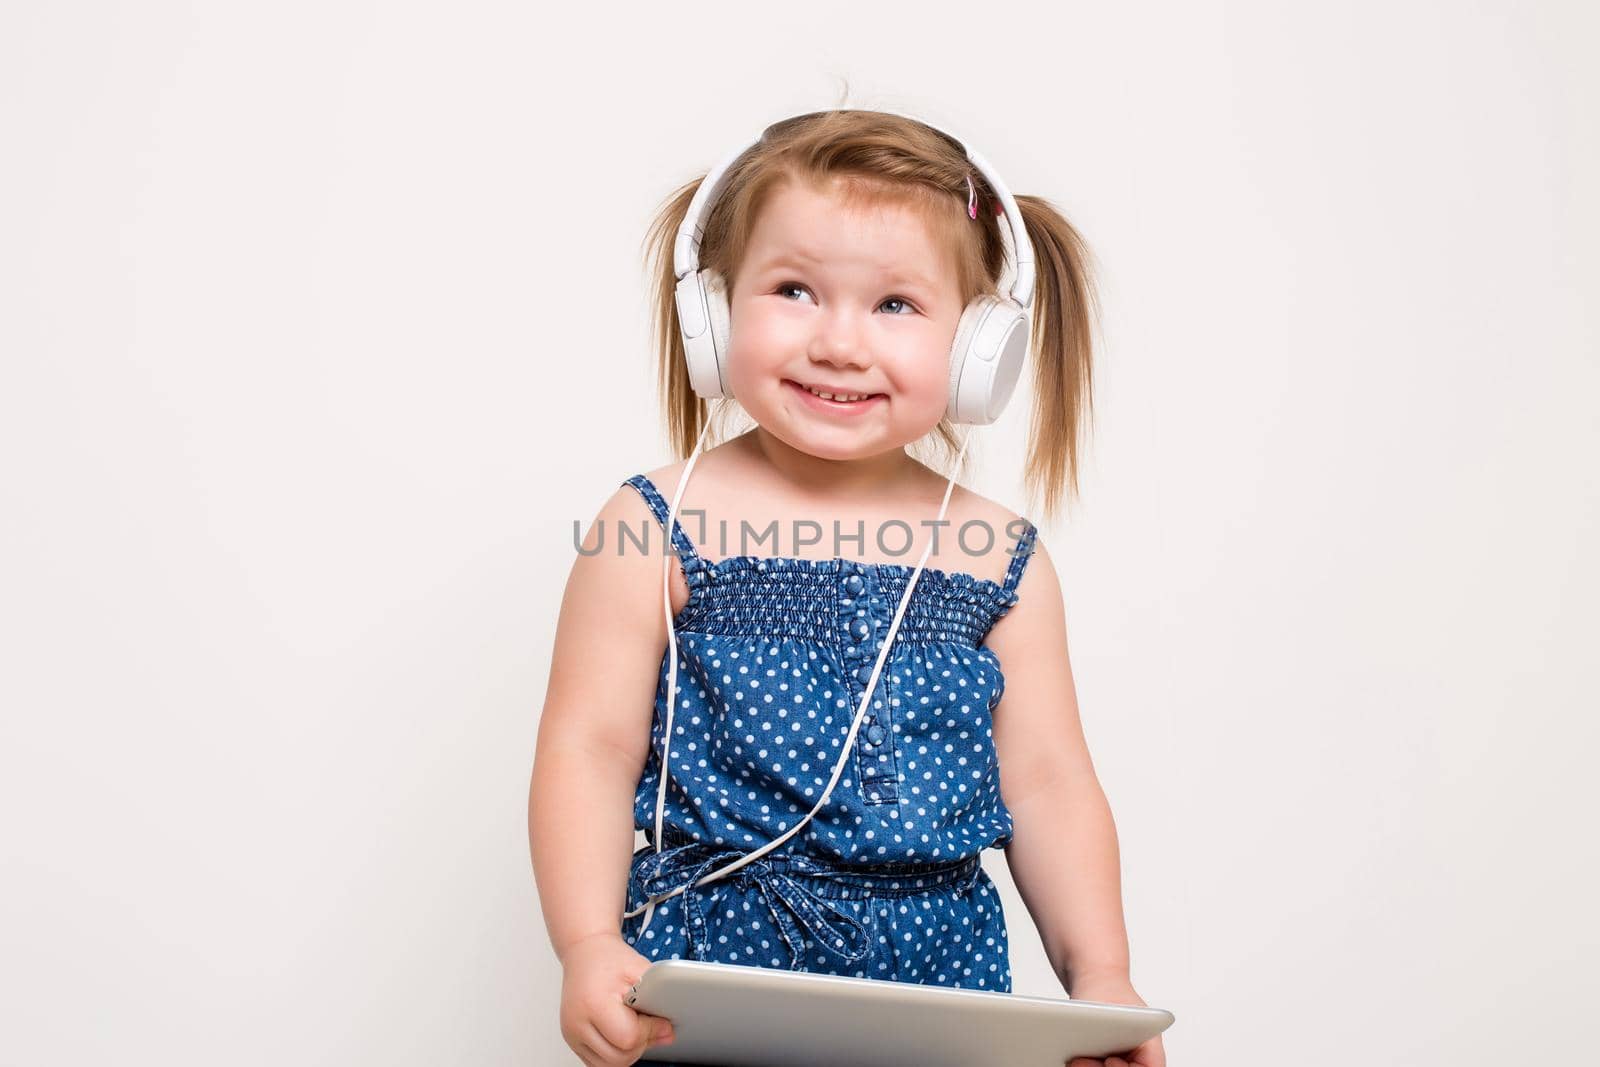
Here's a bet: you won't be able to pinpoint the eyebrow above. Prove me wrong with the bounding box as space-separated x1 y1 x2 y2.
753 251 941 293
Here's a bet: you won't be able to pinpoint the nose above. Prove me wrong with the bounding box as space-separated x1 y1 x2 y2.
806 308 871 371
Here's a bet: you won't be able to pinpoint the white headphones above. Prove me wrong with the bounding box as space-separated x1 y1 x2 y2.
671 109 1037 425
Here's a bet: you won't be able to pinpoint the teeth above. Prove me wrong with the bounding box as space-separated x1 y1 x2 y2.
805 385 872 402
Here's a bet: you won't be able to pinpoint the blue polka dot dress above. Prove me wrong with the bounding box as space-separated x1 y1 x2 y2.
618 472 1039 997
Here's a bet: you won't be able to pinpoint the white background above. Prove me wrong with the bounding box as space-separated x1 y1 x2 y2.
3 2 1596 1064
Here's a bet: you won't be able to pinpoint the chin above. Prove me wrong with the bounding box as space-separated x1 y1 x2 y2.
752 418 871 461
786 422 934 465
798 439 881 462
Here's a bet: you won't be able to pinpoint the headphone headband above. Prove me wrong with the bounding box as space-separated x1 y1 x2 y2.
672 109 1036 311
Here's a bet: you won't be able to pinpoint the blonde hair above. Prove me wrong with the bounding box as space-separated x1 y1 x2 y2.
640 108 1101 522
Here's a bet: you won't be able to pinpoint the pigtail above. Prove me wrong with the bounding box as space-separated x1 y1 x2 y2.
641 176 722 460
1014 195 1102 522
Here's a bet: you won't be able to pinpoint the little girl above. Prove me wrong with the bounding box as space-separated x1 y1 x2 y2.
529 108 1164 1067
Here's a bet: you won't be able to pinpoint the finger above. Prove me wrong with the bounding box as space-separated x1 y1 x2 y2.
1067 1059 1103 1067
625 1015 673 1059
634 1009 675 1040
593 1001 651 1057
581 1021 630 1065
608 1006 673 1061
1135 1038 1166 1067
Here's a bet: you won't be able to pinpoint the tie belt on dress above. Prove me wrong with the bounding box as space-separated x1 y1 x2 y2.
627 832 982 972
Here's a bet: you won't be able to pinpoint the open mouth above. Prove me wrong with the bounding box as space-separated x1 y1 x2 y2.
784 379 886 406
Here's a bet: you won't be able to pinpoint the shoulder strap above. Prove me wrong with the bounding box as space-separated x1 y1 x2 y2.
622 473 705 568
1000 519 1038 595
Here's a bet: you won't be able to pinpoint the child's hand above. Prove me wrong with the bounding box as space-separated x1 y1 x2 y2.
1066 974 1166 1067
558 932 675 1066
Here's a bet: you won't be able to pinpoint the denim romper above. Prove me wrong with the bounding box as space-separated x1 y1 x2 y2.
618 472 1039 1001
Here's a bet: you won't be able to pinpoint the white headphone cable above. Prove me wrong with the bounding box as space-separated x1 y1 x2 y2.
625 427 974 939
635 416 715 935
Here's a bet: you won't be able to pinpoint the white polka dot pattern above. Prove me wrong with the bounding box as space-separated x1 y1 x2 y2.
619 474 1038 994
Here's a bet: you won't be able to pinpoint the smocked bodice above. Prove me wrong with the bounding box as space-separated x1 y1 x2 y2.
622 473 1038 869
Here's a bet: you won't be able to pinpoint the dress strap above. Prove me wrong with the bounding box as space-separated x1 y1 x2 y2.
621 473 705 569
1000 519 1039 595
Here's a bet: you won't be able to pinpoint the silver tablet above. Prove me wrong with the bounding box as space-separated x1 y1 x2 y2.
626 959 1174 1067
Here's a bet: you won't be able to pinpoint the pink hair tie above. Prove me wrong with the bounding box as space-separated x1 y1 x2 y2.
965 173 978 219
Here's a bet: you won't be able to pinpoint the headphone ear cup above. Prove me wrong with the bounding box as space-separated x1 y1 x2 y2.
704 270 733 385
947 295 1030 425
946 298 990 424
676 269 731 399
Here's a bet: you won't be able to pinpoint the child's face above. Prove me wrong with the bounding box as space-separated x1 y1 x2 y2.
725 178 965 463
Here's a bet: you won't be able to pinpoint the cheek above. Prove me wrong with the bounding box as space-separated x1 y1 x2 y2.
726 303 802 373
726 317 778 367
884 338 954 406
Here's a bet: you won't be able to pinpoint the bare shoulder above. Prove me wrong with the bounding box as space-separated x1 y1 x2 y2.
640 439 752 557
570 476 689 626
949 481 1034 542
641 458 689 493
984 527 1064 653
572 480 655 576
934 470 1062 655
932 476 1037 588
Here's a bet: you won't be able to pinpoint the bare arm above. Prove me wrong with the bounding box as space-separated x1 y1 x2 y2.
987 538 1132 992
527 485 689 963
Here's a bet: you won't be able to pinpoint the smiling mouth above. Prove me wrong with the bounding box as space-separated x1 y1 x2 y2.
785 379 886 402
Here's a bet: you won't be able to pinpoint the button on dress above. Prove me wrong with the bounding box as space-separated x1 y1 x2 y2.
618 472 1039 995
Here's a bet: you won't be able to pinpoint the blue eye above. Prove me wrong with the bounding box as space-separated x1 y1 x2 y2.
775 282 918 315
